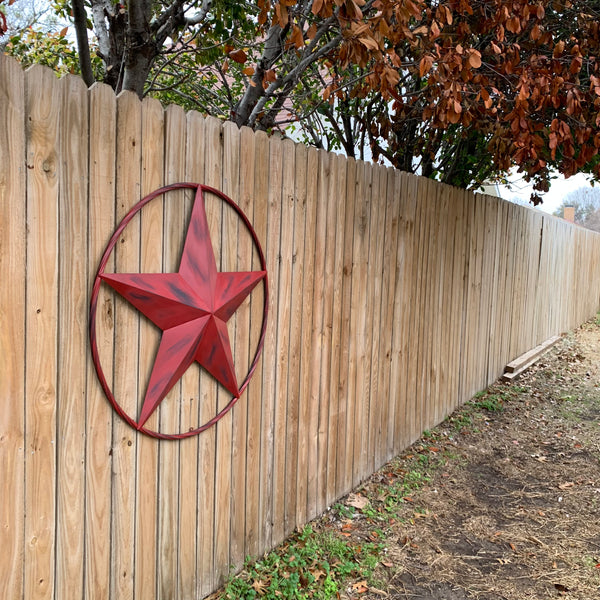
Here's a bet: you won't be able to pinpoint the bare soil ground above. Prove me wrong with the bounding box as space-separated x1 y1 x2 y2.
333 320 600 600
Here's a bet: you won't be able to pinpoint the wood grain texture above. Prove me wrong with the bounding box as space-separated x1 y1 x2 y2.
387 170 404 457
24 64 61 600
85 81 116 600
295 146 319 526
157 102 186 598
212 120 239 585
245 128 269 558
318 150 337 511
328 154 349 499
365 165 382 475
339 158 357 495
134 95 163 600
284 141 308 535
326 154 347 501
380 168 399 462
213 118 236 587
111 89 142 600
393 173 418 453
181 110 204 600
314 150 332 513
196 115 219 597
259 134 282 549
55 73 89 600
350 161 372 486
0 54 26 600
272 138 295 543
230 124 255 569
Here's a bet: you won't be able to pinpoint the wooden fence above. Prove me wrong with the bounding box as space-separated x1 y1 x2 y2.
2 55 600 599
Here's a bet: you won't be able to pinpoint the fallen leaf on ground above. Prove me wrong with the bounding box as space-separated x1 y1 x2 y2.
352 580 369 593
369 586 388 596
558 482 575 489
252 579 268 594
347 493 369 510
413 510 430 519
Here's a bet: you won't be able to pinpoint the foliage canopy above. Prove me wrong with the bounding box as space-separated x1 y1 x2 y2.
3 0 600 199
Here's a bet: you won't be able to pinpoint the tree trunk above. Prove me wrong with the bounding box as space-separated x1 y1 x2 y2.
72 0 95 86
121 0 156 97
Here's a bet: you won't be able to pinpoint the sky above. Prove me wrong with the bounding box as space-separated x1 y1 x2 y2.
495 171 597 215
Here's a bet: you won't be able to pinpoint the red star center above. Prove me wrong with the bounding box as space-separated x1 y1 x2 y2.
101 188 266 429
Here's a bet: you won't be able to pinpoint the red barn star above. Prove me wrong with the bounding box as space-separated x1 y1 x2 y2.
100 187 266 429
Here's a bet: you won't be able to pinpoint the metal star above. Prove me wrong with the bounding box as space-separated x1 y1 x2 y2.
101 187 266 429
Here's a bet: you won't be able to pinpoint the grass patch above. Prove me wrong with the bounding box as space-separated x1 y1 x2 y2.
558 391 600 424
218 526 383 599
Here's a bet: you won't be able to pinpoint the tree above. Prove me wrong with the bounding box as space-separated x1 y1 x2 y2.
296 0 600 199
5 0 600 200
5 0 354 135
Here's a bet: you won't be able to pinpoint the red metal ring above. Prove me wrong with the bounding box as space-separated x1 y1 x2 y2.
89 183 269 439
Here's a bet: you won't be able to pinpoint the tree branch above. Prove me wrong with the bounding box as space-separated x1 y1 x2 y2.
185 0 213 25
248 33 342 127
91 0 112 64
72 0 95 86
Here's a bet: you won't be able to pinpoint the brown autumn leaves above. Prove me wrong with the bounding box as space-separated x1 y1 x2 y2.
249 0 600 199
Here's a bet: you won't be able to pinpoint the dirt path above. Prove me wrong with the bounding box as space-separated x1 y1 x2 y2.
338 320 600 600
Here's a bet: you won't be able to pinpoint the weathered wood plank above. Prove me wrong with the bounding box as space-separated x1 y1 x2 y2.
156 103 186 598
387 170 405 456
24 64 61 600
85 81 116 600
213 120 238 583
367 165 386 471
284 141 308 534
503 335 561 378
111 89 142 600
245 128 269 558
188 112 216 599
326 155 347 505
200 115 222 594
295 145 319 526
0 53 26 600
230 123 254 570
134 95 163 600
306 150 327 513
431 181 448 427
379 168 399 463
414 179 431 431
339 158 357 495
181 109 205 600
351 161 372 485
56 73 89 600
259 133 283 547
272 138 295 542
313 150 332 510
448 186 467 413
393 173 418 452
